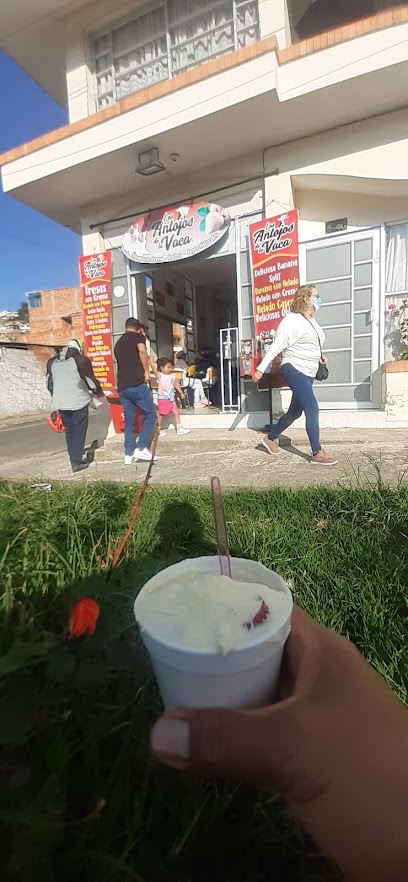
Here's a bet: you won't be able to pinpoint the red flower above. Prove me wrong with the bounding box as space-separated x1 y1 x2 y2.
69 598 100 638
388 304 397 310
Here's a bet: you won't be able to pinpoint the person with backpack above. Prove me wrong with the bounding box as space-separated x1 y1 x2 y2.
49 339 103 473
46 346 62 394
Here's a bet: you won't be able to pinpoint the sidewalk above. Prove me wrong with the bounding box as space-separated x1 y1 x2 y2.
1 427 407 488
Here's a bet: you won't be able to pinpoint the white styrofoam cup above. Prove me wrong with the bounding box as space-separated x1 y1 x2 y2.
134 556 293 709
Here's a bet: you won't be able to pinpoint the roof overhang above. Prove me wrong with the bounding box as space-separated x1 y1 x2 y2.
0 0 89 106
2 22 408 231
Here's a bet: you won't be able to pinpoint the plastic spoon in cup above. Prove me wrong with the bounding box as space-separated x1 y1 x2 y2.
211 476 232 578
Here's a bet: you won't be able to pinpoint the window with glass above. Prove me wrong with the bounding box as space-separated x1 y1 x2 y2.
185 278 195 361
145 275 156 343
237 213 262 342
27 292 42 309
385 223 408 297
384 222 408 360
93 0 259 109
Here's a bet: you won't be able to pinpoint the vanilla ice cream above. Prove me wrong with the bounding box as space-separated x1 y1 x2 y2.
134 568 290 655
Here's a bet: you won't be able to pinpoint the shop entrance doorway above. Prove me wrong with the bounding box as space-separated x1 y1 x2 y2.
141 252 238 411
178 252 238 410
185 252 237 354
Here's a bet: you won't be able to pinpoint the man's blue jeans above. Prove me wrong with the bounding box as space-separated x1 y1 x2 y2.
268 363 321 455
119 383 157 456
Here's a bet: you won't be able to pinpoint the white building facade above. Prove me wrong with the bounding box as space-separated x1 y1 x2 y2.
1 1 408 427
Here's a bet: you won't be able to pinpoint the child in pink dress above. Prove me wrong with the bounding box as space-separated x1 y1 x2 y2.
153 358 190 436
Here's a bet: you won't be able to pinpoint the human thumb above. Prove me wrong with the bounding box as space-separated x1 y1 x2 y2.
151 702 299 794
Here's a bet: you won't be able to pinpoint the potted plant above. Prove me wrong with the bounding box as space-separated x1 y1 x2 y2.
384 300 408 372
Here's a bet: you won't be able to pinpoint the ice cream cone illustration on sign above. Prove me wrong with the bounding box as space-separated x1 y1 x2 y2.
126 224 150 259
196 204 230 235
205 204 225 234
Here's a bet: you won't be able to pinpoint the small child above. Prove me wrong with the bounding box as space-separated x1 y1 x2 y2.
153 358 190 436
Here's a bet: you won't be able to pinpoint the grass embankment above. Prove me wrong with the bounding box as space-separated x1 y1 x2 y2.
0 481 407 882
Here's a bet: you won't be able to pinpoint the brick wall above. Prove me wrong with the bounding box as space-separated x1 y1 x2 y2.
26 287 83 346
0 344 55 415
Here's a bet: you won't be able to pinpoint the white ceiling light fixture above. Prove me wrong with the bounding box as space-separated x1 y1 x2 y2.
135 148 165 176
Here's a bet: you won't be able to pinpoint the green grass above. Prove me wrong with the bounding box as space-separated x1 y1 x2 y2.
0 479 407 882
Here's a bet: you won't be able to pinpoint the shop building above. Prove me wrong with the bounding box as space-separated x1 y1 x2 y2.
1 2 408 427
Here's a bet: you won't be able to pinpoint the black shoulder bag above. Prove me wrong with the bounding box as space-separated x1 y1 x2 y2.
303 317 329 382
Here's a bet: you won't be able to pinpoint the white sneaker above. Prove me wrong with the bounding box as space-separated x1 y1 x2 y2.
176 427 190 435
159 430 167 438
134 447 153 462
124 455 134 465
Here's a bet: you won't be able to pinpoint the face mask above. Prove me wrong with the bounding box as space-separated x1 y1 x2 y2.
313 297 322 311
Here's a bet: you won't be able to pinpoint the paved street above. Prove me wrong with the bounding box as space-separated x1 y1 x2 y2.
0 416 65 464
0 409 103 476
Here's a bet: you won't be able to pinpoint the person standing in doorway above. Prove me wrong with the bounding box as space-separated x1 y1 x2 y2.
114 317 157 464
252 285 337 466
50 339 103 473
174 351 209 407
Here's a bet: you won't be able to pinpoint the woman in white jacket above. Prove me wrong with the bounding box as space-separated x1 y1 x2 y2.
253 284 337 466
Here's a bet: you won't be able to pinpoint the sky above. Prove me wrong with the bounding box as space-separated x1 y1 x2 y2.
0 51 81 312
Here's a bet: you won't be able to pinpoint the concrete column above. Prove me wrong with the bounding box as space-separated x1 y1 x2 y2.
135 276 148 327
80 212 105 255
259 0 291 48
264 171 295 219
65 19 93 122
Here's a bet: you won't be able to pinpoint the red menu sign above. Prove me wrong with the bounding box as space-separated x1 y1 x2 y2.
249 210 299 387
79 252 115 391
249 209 299 341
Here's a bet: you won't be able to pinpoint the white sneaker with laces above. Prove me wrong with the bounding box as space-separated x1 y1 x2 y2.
176 427 190 435
124 455 134 465
159 430 167 438
134 447 153 462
